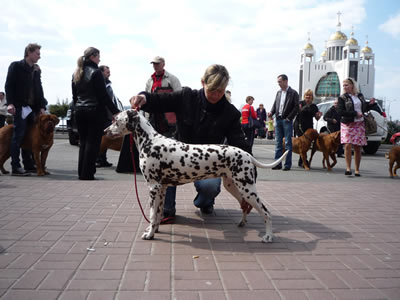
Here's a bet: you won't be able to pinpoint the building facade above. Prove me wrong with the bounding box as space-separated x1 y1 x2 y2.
299 15 375 103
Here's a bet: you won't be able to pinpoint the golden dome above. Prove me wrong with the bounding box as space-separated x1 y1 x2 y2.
361 46 372 53
304 42 314 50
329 31 347 41
321 50 327 57
346 37 358 46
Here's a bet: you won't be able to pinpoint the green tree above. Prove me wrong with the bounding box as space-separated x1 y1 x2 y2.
385 120 400 143
48 98 69 119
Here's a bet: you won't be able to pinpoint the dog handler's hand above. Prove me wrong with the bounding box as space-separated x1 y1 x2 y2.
7 104 16 115
130 95 147 110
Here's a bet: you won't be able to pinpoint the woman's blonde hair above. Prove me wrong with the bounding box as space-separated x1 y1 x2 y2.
343 77 359 94
303 89 314 100
201 64 230 91
73 47 100 83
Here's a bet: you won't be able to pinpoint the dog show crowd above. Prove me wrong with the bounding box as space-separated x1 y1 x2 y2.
1 42 398 224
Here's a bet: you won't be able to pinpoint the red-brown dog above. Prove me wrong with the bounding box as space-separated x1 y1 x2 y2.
309 131 341 171
387 146 400 178
0 114 59 176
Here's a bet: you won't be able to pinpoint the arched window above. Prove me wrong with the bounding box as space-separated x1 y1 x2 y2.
315 72 341 97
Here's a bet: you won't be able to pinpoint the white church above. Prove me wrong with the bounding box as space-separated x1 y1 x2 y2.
299 13 375 103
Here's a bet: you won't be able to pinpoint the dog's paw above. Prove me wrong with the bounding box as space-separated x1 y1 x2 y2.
37 172 45 176
261 234 273 243
141 232 154 240
238 221 246 227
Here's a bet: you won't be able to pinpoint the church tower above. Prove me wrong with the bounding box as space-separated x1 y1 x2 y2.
299 12 375 102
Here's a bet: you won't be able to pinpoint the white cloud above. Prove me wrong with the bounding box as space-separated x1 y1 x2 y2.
379 12 400 38
4 0 400 121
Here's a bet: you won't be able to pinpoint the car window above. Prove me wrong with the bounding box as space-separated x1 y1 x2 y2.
317 102 333 115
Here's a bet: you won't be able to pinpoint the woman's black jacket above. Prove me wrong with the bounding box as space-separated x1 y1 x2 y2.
140 87 251 153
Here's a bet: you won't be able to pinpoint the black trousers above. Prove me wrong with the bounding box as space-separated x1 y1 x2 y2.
242 124 255 152
116 135 140 173
75 108 104 179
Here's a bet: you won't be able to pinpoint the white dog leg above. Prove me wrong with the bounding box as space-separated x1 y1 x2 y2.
233 181 273 243
223 177 248 227
142 184 165 240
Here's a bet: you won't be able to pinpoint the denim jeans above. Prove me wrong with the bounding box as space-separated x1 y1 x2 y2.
193 178 221 208
10 108 34 170
163 186 177 217
274 118 293 169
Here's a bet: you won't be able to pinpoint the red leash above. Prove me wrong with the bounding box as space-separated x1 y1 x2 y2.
129 134 150 223
129 133 174 225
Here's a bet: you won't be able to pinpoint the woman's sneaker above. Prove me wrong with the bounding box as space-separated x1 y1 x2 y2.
12 167 30 176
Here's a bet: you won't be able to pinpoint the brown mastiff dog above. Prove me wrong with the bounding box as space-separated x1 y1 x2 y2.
283 128 319 170
99 135 123 155
386 145 400 178
309 131 341 171
0 114 59 176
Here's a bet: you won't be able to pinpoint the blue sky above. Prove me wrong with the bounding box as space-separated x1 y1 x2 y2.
1 0 399 121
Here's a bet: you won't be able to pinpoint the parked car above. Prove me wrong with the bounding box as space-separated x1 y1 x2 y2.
66 102 79 145
314 100 388 155
390 132 400 145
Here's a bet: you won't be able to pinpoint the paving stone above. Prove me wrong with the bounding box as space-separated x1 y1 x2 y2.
1 178 399 297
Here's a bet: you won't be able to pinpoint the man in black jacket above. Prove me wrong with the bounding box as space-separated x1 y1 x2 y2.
96 65 124 167
5 43 47 176
268 74 299 171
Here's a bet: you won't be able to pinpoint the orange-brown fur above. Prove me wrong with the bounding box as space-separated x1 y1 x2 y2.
387 146 400 178
99 135 123 154
283 128 319 170
309 131 341 171
0 114 59 176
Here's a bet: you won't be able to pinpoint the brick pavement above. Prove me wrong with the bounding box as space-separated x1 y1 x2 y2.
0 178 399 300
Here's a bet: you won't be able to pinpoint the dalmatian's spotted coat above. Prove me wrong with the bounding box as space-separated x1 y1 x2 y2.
105 110 288 243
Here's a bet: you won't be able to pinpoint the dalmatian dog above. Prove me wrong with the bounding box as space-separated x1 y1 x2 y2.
105 110 288 243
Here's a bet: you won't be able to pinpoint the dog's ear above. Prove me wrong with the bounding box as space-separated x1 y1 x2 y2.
126 110 139 132
51 114 60 125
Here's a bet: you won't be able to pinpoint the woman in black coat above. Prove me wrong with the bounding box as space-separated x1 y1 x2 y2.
130 64 250 217
71 47 119 180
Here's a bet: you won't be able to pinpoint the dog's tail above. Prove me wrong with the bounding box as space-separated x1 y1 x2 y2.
251 150 289 168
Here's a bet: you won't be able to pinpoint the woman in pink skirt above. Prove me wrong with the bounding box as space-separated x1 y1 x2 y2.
337 78 370 177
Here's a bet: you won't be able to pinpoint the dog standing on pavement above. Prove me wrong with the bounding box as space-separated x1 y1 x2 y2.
0 114 59 176
386 146 400 178
105 110 288 243
285 128 319 170
309 131 341 171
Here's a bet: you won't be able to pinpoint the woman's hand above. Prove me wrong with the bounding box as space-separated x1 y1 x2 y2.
7 104 15 115
357 112 363 118
130 95 147 110
112 112 119 121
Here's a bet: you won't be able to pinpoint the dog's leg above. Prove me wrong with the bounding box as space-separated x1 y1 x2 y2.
233 180 273 243
223 178 251 226
40 149 50 175
142 184 166 240
301 150 310 170
0 151 10 174
32 150 45 176
329 152 337 169
323 152 332 171
389 159 395 178
394 162 399 177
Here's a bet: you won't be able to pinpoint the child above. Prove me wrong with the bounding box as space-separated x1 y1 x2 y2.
266 117 274 140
